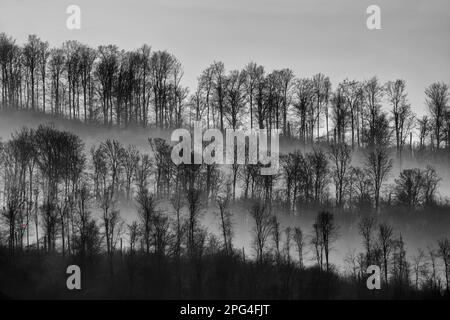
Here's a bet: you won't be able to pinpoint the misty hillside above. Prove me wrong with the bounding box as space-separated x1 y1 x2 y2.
1 28 450 299
1 108 449 273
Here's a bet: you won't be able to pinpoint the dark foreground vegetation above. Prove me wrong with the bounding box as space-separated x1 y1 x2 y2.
0 244 447 300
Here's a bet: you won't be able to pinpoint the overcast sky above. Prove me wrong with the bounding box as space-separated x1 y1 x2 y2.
1 0 449 115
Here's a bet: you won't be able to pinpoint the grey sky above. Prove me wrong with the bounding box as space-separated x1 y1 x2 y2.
1 0 449 115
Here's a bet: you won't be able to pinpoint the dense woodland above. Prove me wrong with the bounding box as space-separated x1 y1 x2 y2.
0 33 450 299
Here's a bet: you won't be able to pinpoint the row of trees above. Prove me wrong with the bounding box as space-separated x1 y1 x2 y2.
0 33 185 128
280 144 440 212
1 33 450 152
0 124 443 256
352 217 450 293
249 205 450 293
0 125 448 293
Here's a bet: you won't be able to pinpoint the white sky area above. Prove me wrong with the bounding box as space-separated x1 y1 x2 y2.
1 0 449 116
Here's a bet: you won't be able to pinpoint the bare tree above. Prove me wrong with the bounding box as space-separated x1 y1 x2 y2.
386 80 414 153
211 61 227 130
417 116 430 149
312 73 331 141
292 78 314 142
63 40 82 120
427 246 440 292
135 154 153 191
250 201 273 263
331 85 349 144
293 227 305 268
96 45 119 125
100 139 125 198
315 211 338 272
364 146 393 210
411 248 426 289
422 166 440 206
363 77 384 147
136 185 156 254
438 238 450 292
243 62 260 130
78 44 96 122
216 183 233 255
49 48 65 115
425 82 449 149
99 184 115 273
127 221 139 253
271 215 281 264
358 216 377 267
284 226 292 264
311 221 323 269
38 39 50 112
1 185 23 254
122 144 140 200
197 65 214 127
224 69 246 129
23 35 41 110
329 143 352 207
74 181 92 259
149 138 172 196
186 187 203 255
152 209 171 257
341 79 363 148
171 192 185 259
394 168 425 208
378 222 394 284
307 148 329 205
278 68 295 136
391 235 409 286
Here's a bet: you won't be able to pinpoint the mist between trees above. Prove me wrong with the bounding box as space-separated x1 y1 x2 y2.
0 121 449 299
0 32 450 299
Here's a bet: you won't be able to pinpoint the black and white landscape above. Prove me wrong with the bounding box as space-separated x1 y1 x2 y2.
0 0 450 300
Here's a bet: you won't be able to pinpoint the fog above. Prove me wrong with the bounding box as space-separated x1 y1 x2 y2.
1 109 450 272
